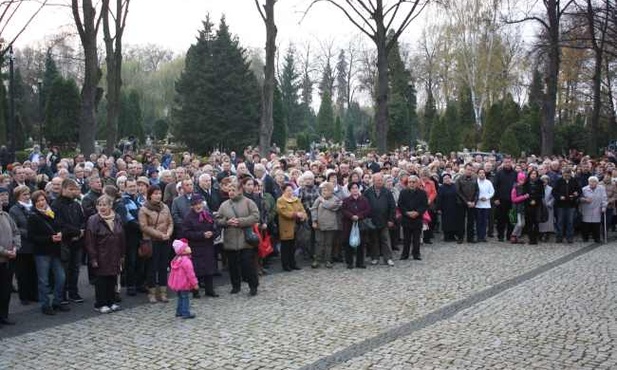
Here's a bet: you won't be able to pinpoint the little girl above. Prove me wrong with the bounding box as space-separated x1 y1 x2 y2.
168 238 198 319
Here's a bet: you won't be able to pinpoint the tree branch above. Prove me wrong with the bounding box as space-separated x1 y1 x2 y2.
302 0 375 41
503 15 550 31
386 0 427 51
1 0 48 56
254 0 266 23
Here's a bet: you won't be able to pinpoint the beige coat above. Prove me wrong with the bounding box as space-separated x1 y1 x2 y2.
216 195 260 251
276 196 306 241
138 203 174 241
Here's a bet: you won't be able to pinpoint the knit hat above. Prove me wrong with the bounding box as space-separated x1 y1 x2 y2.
137 176 150 186
517 172 526 182
172 238 189 255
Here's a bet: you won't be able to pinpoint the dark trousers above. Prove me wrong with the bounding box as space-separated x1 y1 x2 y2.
94 275 116 308
63 244 82 297
487 206 496 237
527 206 540 243
402 226 422 259
475 208 490 241
0 262 11 319
581 222 601 242
16 253 38 302
280 239 298 269
462 207 476 242
496 201 514 240
125 232 145 289
200 274 216 294
423 210 435 242
345 231 366 267
146 241 169 287
226 249 258 290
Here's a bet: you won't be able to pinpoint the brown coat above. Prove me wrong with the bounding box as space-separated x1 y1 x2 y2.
85 214 126 276
138 203 174 241
276 196 306 241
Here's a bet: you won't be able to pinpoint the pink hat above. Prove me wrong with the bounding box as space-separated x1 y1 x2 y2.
172 238 189 255
517 172 526 182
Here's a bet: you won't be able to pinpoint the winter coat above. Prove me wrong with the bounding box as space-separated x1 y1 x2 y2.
456 175 479 204
539 185 555 233
311 196 342 231
171 194 194 230
553 178 582 208
580 185 607 223
216 195 260 250
181 210 219 276
138 202 174 241
364 187 396 228
602 181 617 209
341 195 371 238
494 167 518 202
437 184 464 233
0 211 20 263
51 195 86 246
276 196 306 241
9 203 33 254
81 189 102 221
85 214 126 276
167 255 198 292
28 209 62 257
196 185 221 211
398 188 428 229
511 184 529 213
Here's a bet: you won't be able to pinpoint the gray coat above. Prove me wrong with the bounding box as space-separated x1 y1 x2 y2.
0 211 20 263
580 185 607 223
311 196 342 231
216 195 260 251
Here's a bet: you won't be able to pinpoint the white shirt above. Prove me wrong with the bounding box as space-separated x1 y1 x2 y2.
476 178 495 209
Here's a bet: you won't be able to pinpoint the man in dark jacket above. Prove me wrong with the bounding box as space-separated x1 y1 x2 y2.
51 179 86 304
456 163 479 243
553 169 581 243
81 175 103 221
398 175 428 260
196 174 220 211
364 173 396 266
493 157 517 241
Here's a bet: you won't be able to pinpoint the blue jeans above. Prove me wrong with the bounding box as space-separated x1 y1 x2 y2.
555 207 575 240
475 208 490 241
35 255 66 308
176 290 191 317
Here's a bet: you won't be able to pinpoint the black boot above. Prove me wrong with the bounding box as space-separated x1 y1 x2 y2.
204 276 219 297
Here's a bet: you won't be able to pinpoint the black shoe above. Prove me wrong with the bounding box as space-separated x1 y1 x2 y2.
567 239 573 244
423 240 433 244
137 286 148 294
69 293 84 304
0 318 15 325
457 239 463 244
114 292 122 303
400 256 409 260
467 239 476 244
52 304 71 312
283 267 292 272
59 298 70 306
356 265 367 269
582 238 589 243
20 300 30 305
249 288 258 296
556 238 563 243
497 237 504 242
230 288 241 294
205 291 219 298
42 306 56 315
392 246 400 251
213 272 223 277
594 239 601 243
413 256 422 260
478 239 488 243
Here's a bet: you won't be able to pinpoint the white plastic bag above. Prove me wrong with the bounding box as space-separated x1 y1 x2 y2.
349 221 361 248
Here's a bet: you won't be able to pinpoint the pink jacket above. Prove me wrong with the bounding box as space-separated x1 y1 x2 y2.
510 186 529 204
167 255 198 292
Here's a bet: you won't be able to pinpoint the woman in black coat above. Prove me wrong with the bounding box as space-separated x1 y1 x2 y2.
28 190 68 315
437 174 464 242
524 169 545 245
9 185 38 305
181 194 219 297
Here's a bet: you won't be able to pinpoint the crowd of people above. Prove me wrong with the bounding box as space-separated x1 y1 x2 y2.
0 144 614 323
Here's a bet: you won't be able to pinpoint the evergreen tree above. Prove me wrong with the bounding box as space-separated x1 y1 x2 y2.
335 49 348 113
272 85 287 150
482 101 503 151
333 115 343 143
429 114 449 154
118 89 145 141
443 100 460 150
318 61 334 98
422 89 437 141
387 36 417 149
316 90 334 139
153 119 169 140
173 16 260 153
41 52 59 108
500 126 520 157
279 46 303 135
345 101 372 145
345 120 356 150
300 70 313 107
45 77 81 145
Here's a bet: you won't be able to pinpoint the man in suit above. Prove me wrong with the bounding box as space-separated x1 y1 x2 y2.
398 175 428 260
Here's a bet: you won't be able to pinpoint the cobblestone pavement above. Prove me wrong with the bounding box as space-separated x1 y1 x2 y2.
1 240 607 369
332 243 617 370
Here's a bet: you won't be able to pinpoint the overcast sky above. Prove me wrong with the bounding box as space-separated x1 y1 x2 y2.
7 0 436 54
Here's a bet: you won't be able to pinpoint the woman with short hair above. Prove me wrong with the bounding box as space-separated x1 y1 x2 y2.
9 185 37 305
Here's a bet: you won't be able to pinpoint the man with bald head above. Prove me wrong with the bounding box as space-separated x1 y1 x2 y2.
196 173 220 211
364 173 396 266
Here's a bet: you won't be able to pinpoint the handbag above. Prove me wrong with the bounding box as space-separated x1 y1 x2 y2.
139 210 160 258
257 228 273 258
349 221 361 248
231 200 259 248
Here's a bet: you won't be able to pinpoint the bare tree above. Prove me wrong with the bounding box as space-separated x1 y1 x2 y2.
0 1 49 56
72 0 104 155
255 0 277 156
102 0 131 154
305 0 428 152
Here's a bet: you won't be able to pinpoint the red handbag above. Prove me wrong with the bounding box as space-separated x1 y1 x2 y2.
257 227 274 258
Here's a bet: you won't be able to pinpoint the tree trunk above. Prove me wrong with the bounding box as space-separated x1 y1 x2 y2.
73 0 101 156
374 5 388 153
541 0 559 156
589 49 602 155
102 0 124 155
258 0 277 157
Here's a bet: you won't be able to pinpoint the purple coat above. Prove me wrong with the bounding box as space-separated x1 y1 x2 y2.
341 195 371 238
181 210 219 277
